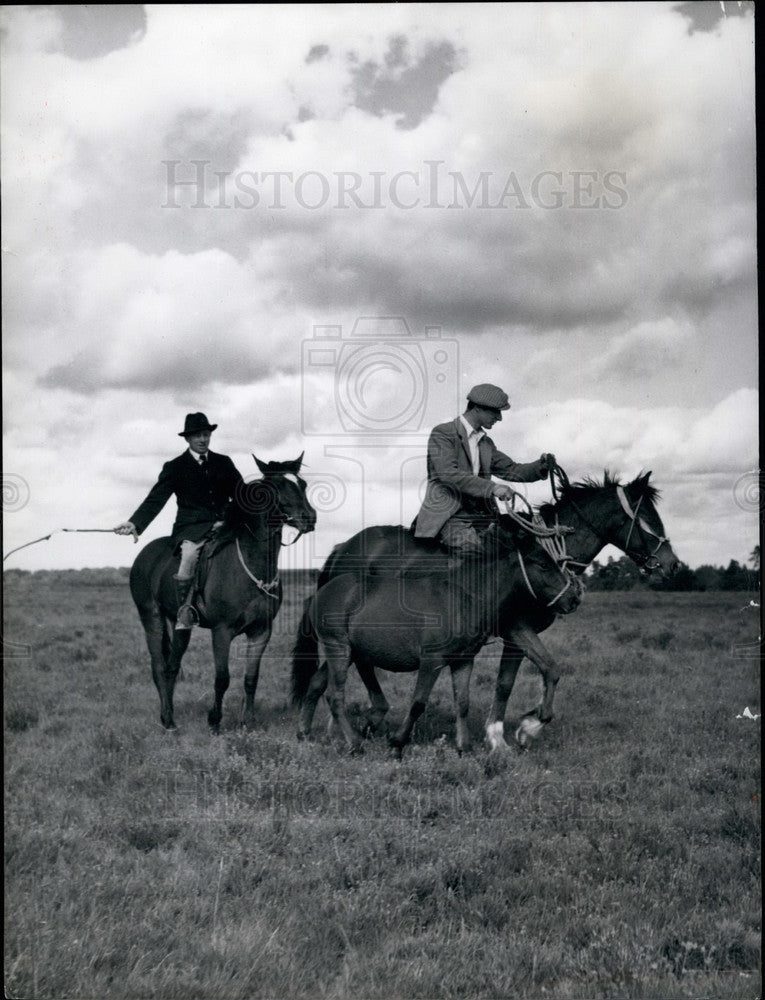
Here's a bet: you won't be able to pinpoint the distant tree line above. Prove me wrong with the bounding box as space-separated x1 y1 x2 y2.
586 546 761 592
1 567 320 588
2 554 760 593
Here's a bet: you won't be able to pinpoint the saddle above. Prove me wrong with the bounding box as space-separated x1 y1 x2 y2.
183 528 237 619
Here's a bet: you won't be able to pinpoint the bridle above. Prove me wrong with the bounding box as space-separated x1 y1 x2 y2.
236 475 313 545
233 475 314 595
549 465 669 574
615 485 670 573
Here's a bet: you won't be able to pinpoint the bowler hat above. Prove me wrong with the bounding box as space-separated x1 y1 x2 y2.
467 384 510 411
179 412 218 436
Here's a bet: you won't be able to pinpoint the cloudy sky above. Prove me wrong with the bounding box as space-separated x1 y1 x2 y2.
1 2 758 573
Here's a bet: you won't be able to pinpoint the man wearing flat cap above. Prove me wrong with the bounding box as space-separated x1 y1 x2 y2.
413 384 556 555
114 413 243 628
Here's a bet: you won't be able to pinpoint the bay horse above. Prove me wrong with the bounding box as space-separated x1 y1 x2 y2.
130 455 316 731
293 520 583 755
295 469 678 750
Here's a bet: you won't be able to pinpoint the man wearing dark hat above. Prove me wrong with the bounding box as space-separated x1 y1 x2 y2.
114 413 243 628
413 384 556 555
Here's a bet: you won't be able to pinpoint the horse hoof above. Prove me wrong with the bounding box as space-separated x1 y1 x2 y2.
349 743 364 757
515 716 545 749
158 721 179 733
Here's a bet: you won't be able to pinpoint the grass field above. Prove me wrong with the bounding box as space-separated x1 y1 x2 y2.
4 569 761 1000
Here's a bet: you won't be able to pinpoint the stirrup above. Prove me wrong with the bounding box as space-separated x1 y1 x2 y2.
175 603 199 630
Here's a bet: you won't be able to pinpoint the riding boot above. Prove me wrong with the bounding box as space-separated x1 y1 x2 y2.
174 577 197 630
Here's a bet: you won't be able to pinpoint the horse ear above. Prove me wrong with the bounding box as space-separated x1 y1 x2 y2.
628 470 652 496
280 452 305 475
253 455 268 475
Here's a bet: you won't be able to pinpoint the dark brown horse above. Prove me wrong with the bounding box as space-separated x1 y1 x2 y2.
296 469 678 750
292 520 583 755
130 455 316 731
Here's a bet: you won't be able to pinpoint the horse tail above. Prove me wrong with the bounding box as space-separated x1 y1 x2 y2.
291 596 319 705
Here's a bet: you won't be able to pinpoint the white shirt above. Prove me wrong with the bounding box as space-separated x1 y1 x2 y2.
459 416 485 475
188 449 208 466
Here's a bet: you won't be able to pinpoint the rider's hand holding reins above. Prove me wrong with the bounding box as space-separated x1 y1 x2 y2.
113 521 138 542
491 484 517 501
538 453 556 478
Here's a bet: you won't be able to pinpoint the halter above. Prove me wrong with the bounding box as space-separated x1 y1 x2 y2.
615 485 670 572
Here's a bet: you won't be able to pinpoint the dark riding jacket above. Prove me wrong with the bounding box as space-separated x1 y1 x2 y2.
413 418 547 538
129 450 243 543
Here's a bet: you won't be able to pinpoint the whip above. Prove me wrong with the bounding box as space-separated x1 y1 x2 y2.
3 528 119 563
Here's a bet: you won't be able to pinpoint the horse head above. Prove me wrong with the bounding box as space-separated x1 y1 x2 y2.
547 469 679 576
611 471 679 575
229 454 317 539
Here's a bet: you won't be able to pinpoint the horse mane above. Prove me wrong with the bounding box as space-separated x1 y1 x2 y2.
222 476 274 530
538 469 661 518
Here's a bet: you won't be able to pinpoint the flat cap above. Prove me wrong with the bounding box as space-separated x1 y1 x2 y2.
466 384 510 410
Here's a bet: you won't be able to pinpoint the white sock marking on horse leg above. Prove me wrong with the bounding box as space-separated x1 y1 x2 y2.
486 721 507 750
519 715 544 740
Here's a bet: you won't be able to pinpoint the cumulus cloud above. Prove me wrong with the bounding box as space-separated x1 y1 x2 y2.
22 243 304 393
594 318 695 380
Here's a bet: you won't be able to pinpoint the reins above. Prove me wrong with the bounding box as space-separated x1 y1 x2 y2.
516 546 577 607
231 474 311 594
615 485 669 568
493 478 579 607
235 532 280 598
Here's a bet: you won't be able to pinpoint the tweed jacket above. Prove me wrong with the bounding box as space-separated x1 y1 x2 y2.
129 450 243 543
413 418 546 538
